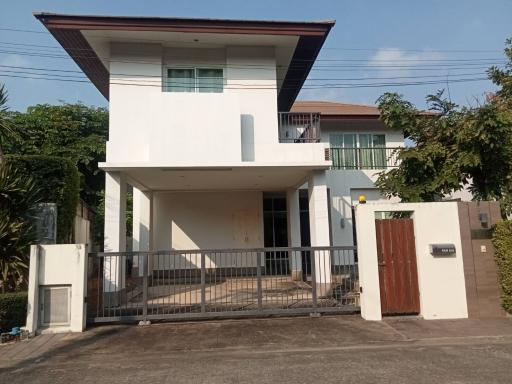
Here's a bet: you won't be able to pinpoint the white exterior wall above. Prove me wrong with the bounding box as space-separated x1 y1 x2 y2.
152 191 264 269
107 44 326 166
355 202 468 321
73 215 91 253
26 244 87 334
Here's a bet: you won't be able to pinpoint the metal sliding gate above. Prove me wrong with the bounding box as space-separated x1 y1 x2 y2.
86 246 359 324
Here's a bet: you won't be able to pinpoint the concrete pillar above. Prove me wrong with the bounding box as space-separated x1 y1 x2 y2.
132 188 152 277
308 170 332 296
287 188 302 280
103 171 127 306
25 245 40 334
355 203 382 321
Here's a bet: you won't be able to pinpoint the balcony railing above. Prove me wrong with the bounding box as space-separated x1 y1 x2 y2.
328 147 401 170
278 112 321 143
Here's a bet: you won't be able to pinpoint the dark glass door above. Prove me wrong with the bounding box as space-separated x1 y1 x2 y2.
263 194 289 275
299 190 311 277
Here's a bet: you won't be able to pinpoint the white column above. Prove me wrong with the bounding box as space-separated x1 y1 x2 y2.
287 188 302 280
103 171 126 305
355 203 382 320
132 188 152 277
25 245 40 334
308 170 332 296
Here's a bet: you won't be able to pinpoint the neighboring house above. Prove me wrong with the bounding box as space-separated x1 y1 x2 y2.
36 13 402 274
291 101 403 246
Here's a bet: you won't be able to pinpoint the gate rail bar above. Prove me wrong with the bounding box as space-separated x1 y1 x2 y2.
87 246 359 324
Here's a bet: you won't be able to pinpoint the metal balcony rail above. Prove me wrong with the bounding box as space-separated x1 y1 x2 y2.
87 246 359 323
329 147 401 170
278 112 321 143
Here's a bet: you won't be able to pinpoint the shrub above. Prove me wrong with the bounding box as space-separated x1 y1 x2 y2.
0 292 27 330
6 155 80 243
492 220 512 313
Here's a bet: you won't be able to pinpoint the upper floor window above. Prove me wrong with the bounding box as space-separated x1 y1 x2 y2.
164 68 224 93
330 133 387 169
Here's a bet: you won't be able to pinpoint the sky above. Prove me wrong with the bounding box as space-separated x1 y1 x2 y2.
0 0 511 111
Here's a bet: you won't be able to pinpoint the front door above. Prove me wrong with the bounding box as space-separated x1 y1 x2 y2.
375 218 420 315
263 194 288 275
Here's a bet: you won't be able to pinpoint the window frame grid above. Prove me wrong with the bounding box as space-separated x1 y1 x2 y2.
163 66 225 93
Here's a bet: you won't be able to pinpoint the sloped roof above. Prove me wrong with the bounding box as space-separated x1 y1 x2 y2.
291 100 380 118
34 13 335 111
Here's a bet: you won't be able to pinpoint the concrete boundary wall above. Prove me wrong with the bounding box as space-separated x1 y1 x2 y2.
355 202 468 321
26 244 87 334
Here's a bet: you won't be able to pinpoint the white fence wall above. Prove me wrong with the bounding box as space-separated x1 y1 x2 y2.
355 202 468 321
26 244 87 334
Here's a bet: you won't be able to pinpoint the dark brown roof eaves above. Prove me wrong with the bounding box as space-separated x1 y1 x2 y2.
34 13 334 107
33 13 335 35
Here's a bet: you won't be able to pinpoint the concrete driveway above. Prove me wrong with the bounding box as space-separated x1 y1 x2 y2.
1 316 512 383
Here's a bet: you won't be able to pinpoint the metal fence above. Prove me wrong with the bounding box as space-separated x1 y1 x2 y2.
278 112 321 143
329 147 400 169
87 246 359 323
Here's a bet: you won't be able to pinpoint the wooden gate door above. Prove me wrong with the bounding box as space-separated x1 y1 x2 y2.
375 219 420 315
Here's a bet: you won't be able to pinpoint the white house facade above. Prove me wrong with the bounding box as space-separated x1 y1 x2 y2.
36 13 468 327
30 13 505 331
35 14 401 256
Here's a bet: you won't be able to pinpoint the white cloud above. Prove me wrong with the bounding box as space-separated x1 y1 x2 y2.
0 53 31 68
298 87 347 102
369 48 444 78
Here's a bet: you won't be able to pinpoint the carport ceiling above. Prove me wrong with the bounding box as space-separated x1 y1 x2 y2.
120 166 319 191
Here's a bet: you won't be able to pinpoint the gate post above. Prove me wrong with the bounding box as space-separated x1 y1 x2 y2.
141 252 149 325
256 251 263 311
200 252 206 313
311 249 318 309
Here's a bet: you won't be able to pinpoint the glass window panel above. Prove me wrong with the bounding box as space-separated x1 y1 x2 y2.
343 134 356 148
263 197 273 212
197 68 223 93
358 134 372 169
272 197 287 212
166 68 194 92
372 134 386 147
329 134 344 169
372 134 386 168
343 134 357 168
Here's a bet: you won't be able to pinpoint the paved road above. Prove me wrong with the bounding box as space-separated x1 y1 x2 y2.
1 316 512 383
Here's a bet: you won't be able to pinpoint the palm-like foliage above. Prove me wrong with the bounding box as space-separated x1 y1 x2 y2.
0 163 42 292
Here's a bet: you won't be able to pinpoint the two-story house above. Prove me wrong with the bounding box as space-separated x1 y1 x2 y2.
36 13 403 308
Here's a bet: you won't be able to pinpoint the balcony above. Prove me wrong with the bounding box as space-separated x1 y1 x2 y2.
278 112 321 143
328 147 400 170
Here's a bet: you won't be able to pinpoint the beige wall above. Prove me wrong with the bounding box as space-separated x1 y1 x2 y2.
152 191 264 268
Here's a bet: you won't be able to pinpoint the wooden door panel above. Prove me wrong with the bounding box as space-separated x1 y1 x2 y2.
376 219 420 315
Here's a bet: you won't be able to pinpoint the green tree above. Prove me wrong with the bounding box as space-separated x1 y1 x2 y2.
376 39 512 212
4 103 108 243
0 84 15 163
